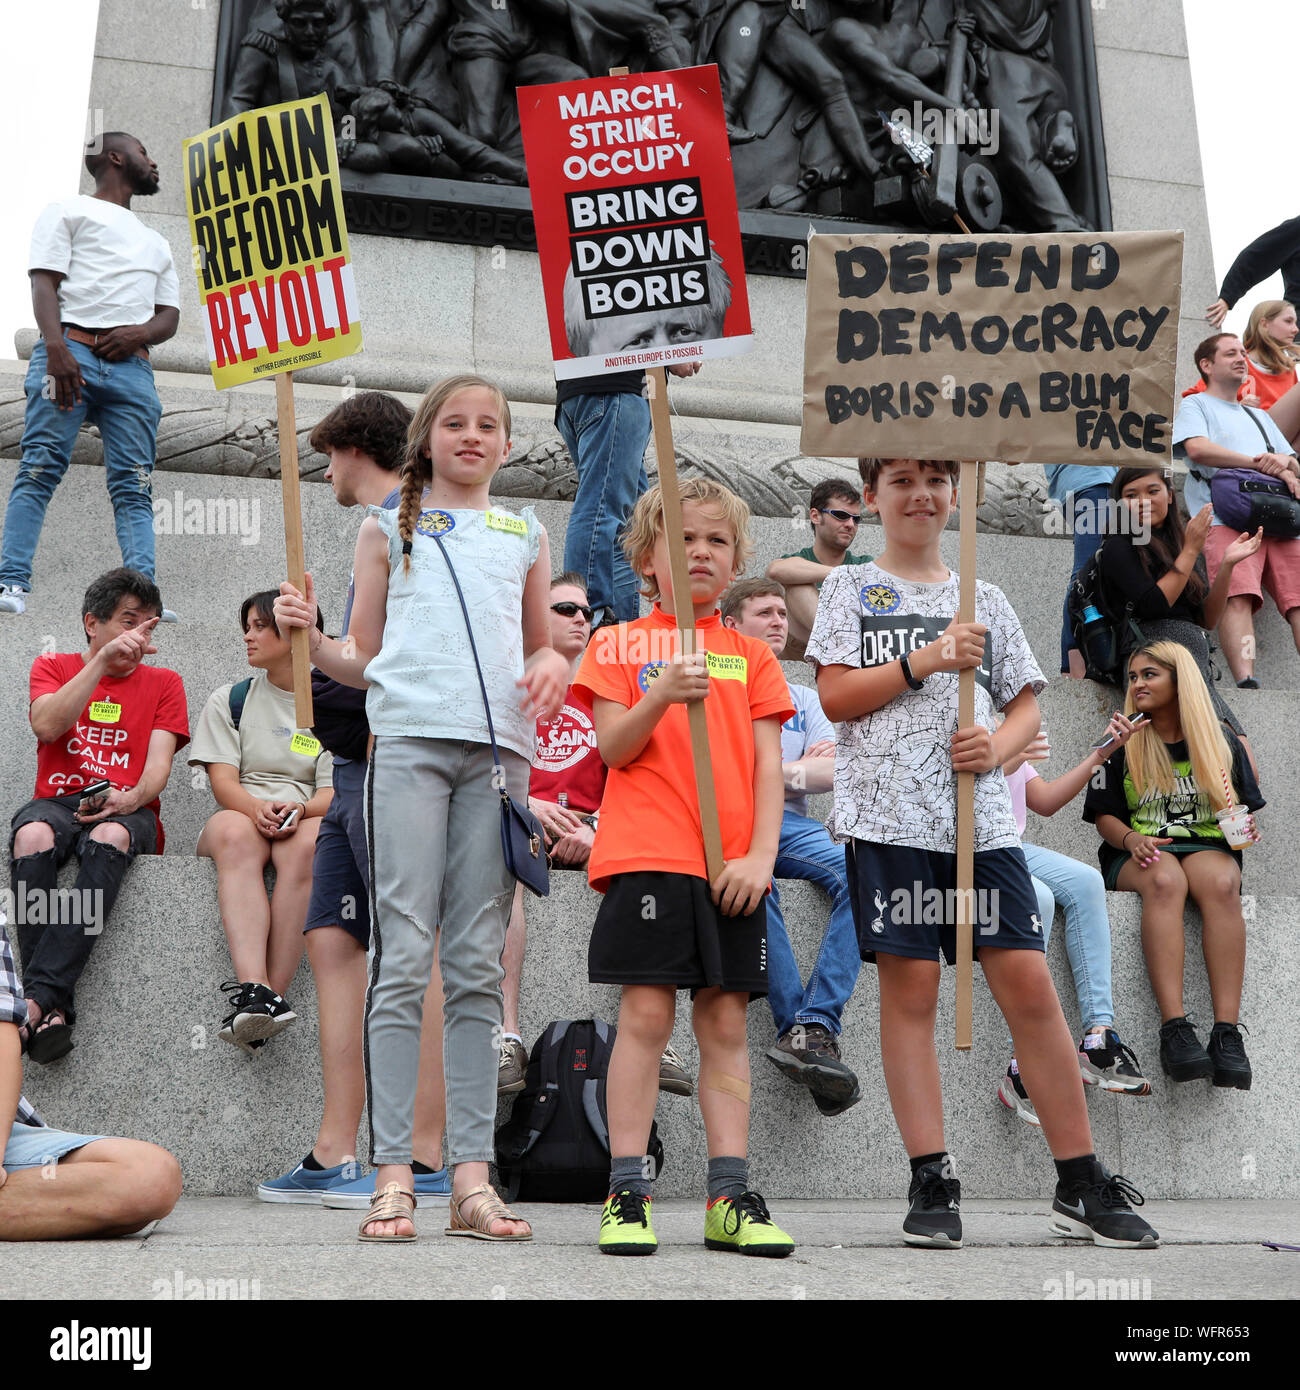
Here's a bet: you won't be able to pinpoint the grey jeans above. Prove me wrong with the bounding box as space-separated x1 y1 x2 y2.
364 736 527 1166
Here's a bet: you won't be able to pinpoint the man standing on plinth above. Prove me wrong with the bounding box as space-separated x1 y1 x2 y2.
0 133 180 620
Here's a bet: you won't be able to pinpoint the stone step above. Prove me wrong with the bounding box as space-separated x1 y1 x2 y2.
9 860 1295 1199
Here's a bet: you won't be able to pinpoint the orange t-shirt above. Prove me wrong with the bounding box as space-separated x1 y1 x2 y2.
1182 362 1298 411
573 605 794 892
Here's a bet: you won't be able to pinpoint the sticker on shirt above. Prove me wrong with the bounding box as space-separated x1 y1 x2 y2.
88 701 122 723
532 703 598 772
415 510 455 536
860 582 903 616
705 652 747 682
289 732 322 757
485 509 527 537
859 612 992 695
637 661 667 693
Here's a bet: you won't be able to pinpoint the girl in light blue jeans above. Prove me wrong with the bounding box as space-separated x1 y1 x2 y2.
276 375 568 1242
996 714 1152 1127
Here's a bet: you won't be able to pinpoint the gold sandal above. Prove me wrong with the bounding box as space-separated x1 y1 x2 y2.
357 1182 417 1242
445 1182 532 1242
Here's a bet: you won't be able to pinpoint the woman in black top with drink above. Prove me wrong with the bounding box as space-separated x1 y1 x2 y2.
1094 467 1261 737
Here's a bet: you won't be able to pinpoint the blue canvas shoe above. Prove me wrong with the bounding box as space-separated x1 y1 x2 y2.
257 1155 360 1204
322 1167 453 1208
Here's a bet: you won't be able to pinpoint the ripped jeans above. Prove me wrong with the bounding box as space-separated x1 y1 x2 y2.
363 736 527 1167
1 337 161 589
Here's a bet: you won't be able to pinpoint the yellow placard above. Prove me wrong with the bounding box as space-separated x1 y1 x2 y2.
290 732 323 757
182 94 363 390
706 652 748 682
89 701 122 723
486 510 528 536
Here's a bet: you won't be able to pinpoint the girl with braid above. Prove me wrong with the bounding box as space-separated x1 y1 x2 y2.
275 375 568 1243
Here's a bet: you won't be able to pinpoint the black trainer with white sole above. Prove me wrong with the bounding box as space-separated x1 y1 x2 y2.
218 981 296 1053
1049 1170 1159 1248
1078 1028 1152 1095
902 1160 962 1249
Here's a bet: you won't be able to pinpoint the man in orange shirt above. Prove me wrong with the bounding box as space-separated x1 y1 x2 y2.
574 479 794 1258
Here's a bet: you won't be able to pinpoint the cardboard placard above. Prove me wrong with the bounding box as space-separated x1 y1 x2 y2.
183 94 362 389
802 231 1183 464
517 65 752 380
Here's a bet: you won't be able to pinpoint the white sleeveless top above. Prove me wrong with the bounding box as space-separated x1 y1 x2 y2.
363 504 542 759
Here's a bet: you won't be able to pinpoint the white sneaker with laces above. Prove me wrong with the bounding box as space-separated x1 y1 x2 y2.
0 586 29 614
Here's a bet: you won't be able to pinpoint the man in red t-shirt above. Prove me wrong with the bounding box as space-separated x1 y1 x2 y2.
499 573 608 1092
9 568 189 1063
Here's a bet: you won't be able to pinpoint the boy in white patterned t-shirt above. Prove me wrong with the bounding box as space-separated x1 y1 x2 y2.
806 456 1158 1251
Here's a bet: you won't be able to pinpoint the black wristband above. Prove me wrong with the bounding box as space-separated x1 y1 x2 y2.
900 653 924 690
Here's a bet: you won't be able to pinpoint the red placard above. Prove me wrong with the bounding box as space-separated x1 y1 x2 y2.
517 65 752 380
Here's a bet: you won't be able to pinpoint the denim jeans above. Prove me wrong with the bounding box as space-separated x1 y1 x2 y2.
1059 483 1111 671
1 338 161 589
764 809 861 1037
557 391 651 622
1021 841 1115 1032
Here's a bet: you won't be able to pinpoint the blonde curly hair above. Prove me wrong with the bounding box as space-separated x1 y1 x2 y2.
622 478 754 602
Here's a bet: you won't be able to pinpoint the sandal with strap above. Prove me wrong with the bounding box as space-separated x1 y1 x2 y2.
357 1182 418 1242
445 1182 532 1242
27 1009 73 1065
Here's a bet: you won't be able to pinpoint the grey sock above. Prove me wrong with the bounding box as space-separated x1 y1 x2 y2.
610 1154 652 1200
707 1155 749 1203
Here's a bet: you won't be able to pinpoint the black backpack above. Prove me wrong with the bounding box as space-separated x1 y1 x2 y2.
495 1019 665 1202
1066 550 1146 688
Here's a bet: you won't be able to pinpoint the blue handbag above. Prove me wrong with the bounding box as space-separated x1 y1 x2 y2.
430 531 550 898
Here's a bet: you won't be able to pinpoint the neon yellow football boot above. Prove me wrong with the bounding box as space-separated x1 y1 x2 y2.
704 1190 795 1257
598 1189 657 1255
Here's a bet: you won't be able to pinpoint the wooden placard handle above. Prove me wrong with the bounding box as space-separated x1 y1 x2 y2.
955 460 978 1050
275 372 314 730
647 368 725 881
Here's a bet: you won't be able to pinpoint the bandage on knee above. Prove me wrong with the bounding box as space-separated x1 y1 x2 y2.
706 1071 751 1103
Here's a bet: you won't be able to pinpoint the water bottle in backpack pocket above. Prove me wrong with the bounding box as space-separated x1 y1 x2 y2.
1066 552 1146 687
495 1019 665 1202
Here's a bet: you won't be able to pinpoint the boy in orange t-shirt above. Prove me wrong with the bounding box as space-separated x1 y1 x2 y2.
574 479 794 1258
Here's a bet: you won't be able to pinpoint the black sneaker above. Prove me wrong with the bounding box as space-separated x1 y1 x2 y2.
765 1024 858 1103
902 1160 962 1249
1158 1015 1212 1082
1079 1028 1152 1095
1207 1022 1252 1090
218 981 296 1053
1050 1168 1160 1248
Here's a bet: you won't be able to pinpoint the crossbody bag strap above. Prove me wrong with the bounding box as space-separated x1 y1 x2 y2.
429 530 506 773
1241 404 1275 452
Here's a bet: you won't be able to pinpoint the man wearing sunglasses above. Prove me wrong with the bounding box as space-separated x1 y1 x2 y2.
767 479 874 661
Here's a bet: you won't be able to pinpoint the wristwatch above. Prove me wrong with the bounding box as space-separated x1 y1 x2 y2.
900 653 924 690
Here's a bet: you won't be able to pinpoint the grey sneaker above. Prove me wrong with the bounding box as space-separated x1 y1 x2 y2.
0 585 29 614
498 1036 527 1093
997 1060 1040 1127
765 1024 857 1103
160 607 180 623
658 1042 693 1097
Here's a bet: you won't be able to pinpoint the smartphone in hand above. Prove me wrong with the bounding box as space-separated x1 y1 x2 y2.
278 805 302 832
76 779 112 812
1093 712 1148 751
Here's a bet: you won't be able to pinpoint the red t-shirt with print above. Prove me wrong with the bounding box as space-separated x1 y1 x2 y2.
529 684 607 814
29 654 190 851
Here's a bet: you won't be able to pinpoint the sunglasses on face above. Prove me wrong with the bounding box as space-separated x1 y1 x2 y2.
551 601 594 622
819 509 862 525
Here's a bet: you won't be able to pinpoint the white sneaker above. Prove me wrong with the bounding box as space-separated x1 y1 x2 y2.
0 586 29 614
160 607 180 623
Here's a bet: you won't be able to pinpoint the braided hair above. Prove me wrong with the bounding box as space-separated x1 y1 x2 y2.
397 374 512 573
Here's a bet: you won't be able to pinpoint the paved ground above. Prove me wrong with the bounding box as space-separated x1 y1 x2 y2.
9 1198 1299 1301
